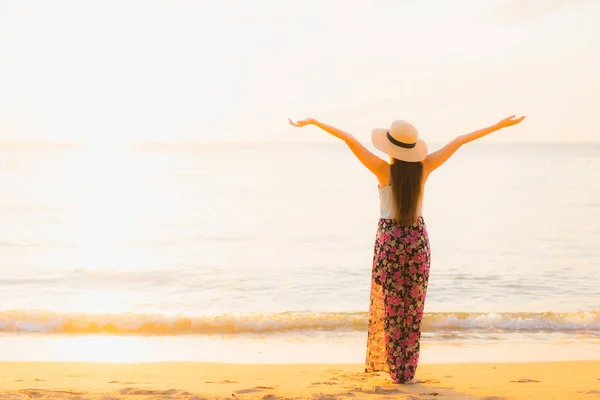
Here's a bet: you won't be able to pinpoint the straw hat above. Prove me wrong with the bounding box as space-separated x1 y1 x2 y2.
371 120 427 162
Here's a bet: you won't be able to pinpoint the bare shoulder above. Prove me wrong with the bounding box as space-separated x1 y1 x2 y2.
422 156 435 180
377 165 390 188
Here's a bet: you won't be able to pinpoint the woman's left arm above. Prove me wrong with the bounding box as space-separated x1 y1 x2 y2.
423 115 526 178
289 118 389 185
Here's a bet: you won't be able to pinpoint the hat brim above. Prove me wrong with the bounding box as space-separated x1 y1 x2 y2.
371 128 428 162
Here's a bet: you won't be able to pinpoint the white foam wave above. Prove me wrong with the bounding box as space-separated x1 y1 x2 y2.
0 310 597 335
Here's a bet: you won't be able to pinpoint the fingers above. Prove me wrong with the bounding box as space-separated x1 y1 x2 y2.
288 117 310 127
501 115 525 124
504 115 526 126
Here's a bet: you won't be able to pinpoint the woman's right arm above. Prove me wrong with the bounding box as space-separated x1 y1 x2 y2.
288 117 390 186
423 115 525 177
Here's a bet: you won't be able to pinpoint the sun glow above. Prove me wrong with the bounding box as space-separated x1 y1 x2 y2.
45 144 181 314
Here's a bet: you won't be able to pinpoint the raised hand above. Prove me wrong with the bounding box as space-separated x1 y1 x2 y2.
497 115 526 129
288 118 315 128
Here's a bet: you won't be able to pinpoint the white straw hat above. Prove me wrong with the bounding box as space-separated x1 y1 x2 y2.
371 120 428 162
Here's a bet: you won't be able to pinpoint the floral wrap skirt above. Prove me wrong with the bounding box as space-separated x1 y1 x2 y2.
365 217 431 383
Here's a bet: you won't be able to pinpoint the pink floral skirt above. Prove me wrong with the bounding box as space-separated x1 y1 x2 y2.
365 217 431 383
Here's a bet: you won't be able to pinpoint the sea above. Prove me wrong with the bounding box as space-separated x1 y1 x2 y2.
0 141 598 364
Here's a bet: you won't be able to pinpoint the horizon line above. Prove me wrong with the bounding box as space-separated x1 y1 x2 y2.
0 139 599 148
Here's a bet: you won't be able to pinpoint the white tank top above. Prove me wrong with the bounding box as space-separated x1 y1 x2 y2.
378 185 423 219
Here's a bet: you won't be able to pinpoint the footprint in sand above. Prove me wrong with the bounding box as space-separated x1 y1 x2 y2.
20 390 85 397
310 381 339 386
233 386 274 394
233 386 275 394
312 395 340 400
510 378 540 383
118 388 182 395
34 378 46 382
339 387 363 397
14 379 24 382
337 373 369 381
261 395 283 400
362 385 405 395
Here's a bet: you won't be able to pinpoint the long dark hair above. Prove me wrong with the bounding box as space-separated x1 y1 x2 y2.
390 159 423 225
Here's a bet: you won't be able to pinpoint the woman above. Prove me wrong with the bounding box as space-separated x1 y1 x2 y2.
288 115 525 383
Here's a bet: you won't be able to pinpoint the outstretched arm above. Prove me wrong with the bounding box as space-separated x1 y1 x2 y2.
288 118 389 185
423 115 525 177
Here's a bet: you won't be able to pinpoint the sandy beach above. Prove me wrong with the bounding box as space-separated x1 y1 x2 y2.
0 361 598 400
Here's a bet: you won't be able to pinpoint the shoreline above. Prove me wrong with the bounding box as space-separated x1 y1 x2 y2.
1 360 598 399
2 332 599 366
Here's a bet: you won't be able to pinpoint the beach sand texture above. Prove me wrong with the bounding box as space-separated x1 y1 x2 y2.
1 361 598 400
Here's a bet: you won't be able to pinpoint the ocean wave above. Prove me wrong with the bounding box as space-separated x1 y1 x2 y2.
0 310 598 335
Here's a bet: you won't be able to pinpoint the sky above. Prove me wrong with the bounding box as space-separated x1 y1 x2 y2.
0 0 599 145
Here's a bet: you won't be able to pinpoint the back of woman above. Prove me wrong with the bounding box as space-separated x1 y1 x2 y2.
369 159 431 383
288 114 525 384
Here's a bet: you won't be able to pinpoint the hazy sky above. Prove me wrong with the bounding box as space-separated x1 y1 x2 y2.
0 0 599 145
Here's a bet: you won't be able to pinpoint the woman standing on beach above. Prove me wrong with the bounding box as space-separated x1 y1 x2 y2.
288 115 525 383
